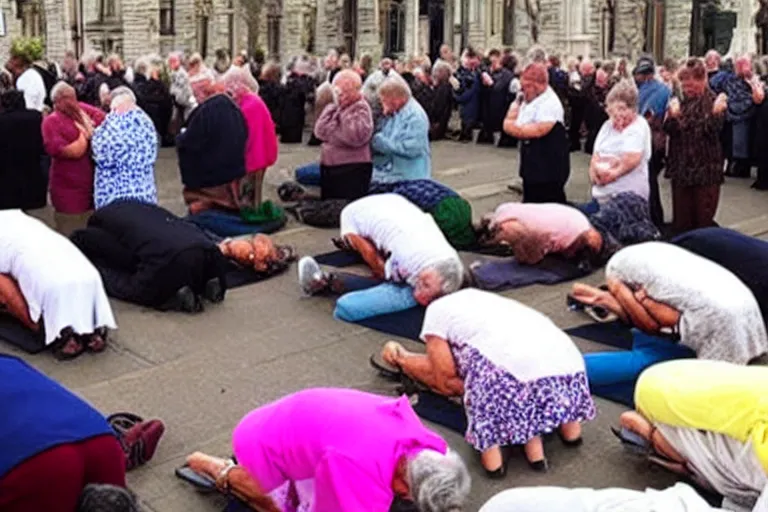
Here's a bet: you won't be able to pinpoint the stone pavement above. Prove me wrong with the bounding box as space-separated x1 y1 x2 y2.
14 140 768 512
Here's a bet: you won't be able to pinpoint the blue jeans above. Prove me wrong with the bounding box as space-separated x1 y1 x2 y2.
295 162 321 186
575 199 600 215
332 273 418 322
584 330 696 407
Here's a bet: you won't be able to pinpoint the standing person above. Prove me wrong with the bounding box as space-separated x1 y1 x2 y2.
503 63 570 204
718 56 765 178
168 51 197 128
663 58 727 233
634 56 671 227
0 90 46 210
280 58 313 143
454 48 482 142
187 52 217 105
5 50 46 112
567 60 594 152
478 49 514 144
258 62 283 133
42 82 106 235
430 61 455 140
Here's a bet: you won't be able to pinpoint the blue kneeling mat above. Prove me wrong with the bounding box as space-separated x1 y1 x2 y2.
565 320 634 350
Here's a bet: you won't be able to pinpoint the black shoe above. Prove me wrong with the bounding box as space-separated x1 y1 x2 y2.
484 464 507 479
528 458 548 472
165 286 203 313
558 432 584 447
204 278 225 303
752 181 768 190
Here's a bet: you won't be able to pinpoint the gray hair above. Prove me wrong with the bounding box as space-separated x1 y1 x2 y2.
408 449 471 512
221 65 260 95
432 258 464 295
78 484 140 512
134 57 151 78
378 74 412 99
606 78 638 110
50 81 76 103
432 61 453 82
110 86 137 108
526 45 548 65
188 52 204 67
80 50 102 68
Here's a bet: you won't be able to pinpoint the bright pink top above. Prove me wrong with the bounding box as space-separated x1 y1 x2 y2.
491 202 592 252
232 388 447 512
42 104 105 214
238 93 278 172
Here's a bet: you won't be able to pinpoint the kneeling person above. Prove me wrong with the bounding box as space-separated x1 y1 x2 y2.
0 210 116 359
71 200 229 313
299 193 464 306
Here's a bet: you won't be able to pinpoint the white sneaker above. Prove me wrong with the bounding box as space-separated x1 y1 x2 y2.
298 256 328 295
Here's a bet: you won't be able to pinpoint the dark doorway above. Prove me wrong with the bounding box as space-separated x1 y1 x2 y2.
427 0 445 62
502 0 514 46
643 0 665 62
385 0 406 55
197 15 209 58
342 0 358 58
689 0 736 56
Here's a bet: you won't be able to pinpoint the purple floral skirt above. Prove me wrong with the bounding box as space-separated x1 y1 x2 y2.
454 343 597 451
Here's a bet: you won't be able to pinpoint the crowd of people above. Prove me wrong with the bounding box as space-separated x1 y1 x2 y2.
1 38 768 512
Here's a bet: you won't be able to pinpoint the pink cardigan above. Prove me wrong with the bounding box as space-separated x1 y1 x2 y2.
238 93 278 173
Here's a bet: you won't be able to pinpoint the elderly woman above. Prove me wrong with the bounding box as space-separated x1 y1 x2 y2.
372 75 431 183
617 360 768 512
663 59 727 233
132 58 174 146
480 483 728 511
168 51 197 126
430 61 454 140
221 66 278 208
0 210 115 358
298 194 463 318
187 52 217 105
715 56 765 178
0 90 46 210
280 58 314 143
0 355 162 512
571 241 768 405
380 289 596 474
43 82 106 236
587 80 652 213
258 62 283 132
91 87 158 210
184 388 470 511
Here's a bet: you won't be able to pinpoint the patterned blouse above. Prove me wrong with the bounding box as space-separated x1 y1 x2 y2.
663 90 725 188
92 108 158 210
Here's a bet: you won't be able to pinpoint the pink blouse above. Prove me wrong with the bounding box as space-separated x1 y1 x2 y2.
42 104 105 214
491 202 592 253
238 93 278 172
232 388 447 512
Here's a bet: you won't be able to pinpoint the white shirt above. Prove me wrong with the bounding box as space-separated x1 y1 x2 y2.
592 116 652 200
517 86 564 126
339 194 460 285
15 68 46 112
420 289 585 382
479 483 728 512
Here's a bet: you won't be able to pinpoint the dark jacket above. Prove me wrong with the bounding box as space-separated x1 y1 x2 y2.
411 80 435 119
280 73 314 142
133 74 174 139
258 79 283 130
430 81 454 140
79 71 109 106
177 94 248 189
482 67 514 132
454 66 481 123
0 101 46 209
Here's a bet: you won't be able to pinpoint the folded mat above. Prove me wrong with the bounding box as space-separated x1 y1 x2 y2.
565 320 634 350
471 254 591 291
0 312 46 354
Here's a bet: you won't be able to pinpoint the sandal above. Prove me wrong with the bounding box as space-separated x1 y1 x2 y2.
331 236 353 252
51 334 86 360
369 354 403 381
566 295 617 323
277 182 305 202
84 328 108 353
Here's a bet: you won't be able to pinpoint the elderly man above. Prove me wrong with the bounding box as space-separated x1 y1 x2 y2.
91 87 158 210
372 75 431 183
454 48 482 142
503 63 570 204
705 50 725 86
478 49 514 144
5 50 46 112
298 194 464 318
313 69 374 199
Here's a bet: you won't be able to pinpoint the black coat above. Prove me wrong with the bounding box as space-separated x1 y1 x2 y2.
0 107 46 209
482 67 514 132
280 73 313 142
412 80 435 118
258 80 283 130
520 122 570 186
78 71 109 106
133 75 173 141
177 94 248 189
430 82 454 140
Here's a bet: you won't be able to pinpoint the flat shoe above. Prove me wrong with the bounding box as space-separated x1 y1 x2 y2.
528 458 548 472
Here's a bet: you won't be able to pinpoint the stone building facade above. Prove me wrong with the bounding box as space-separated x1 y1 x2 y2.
0 0 247 65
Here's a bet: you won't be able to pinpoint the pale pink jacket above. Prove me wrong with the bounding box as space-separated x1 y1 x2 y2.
238 93 278 173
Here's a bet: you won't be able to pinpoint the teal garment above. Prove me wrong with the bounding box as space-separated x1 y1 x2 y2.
371 98 431 183
334 282 418 322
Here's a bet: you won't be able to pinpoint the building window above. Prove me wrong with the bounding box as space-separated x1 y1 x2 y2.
160 0 175 35
197 15 209 58
386 0 405 54
99 0 116 21
267 14 280 58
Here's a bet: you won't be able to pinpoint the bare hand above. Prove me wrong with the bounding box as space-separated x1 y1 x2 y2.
713 93 728 115
667 97 681 117
507 101 520 121
381 341 406 366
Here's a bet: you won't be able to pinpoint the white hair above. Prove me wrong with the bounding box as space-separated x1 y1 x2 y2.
134 57 153 78
80 50 102 68
432 258 464 295
408 449 471 512
50 81 75 103
378 73 412 99
110 86 137 109
221 65 260 95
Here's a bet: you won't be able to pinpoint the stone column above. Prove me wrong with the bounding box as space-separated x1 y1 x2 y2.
43 0 72 62
357 0 380 58
728 0 758 55
315 0 341 52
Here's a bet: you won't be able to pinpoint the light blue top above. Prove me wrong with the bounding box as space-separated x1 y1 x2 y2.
371 98 431 183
